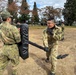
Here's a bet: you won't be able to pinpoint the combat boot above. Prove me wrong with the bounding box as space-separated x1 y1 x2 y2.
45 58 49 63
49 72 55 75
61 37 64 41
57 55 62 59
57 54 69 59
60 54 69 59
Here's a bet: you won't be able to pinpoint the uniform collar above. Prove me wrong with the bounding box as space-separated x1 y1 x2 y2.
47 25 55 30
2 21 11 26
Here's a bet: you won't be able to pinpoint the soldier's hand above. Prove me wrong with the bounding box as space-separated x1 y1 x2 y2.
44 47 49 52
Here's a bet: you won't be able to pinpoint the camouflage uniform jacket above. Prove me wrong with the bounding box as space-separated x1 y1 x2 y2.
43 25 62 47
0 22 21 58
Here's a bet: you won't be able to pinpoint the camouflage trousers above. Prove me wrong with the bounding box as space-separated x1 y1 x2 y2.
46 44 58 73
0 45 19 75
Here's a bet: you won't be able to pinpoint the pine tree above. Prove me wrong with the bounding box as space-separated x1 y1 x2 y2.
19 0 30 23
32 2 39 24
20 0 29 14
63 0 76 25
8 0 13 4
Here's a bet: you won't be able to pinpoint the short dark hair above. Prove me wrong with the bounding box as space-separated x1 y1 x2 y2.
47 17 56 23
47 17 54 21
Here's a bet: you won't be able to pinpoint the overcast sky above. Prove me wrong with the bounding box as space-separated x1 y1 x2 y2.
27 0 66 9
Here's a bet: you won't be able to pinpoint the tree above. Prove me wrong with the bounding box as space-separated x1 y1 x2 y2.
63 0 76 25
39 6 62 21
8 0 13 4
32 2 39 24
19 0 30 23
38 6 62 25
20 0 29 14
7 0 18 20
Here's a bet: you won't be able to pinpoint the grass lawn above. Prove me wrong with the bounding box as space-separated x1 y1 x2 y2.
29 25 76 29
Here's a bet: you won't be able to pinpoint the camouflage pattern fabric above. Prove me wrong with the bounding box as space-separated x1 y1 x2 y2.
43 25 62 73
0 22 21 75
61 24 65 40
61 24 65 31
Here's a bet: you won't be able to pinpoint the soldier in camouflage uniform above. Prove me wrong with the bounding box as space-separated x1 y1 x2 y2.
43 18 62 75
0 11 21 75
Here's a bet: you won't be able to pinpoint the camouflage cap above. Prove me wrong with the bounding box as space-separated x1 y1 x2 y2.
1 11 13 19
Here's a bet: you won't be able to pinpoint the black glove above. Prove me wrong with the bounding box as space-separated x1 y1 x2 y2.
44 47 49 52
47 28 53 35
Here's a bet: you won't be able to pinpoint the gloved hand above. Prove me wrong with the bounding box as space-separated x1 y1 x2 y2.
44 47 49 52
